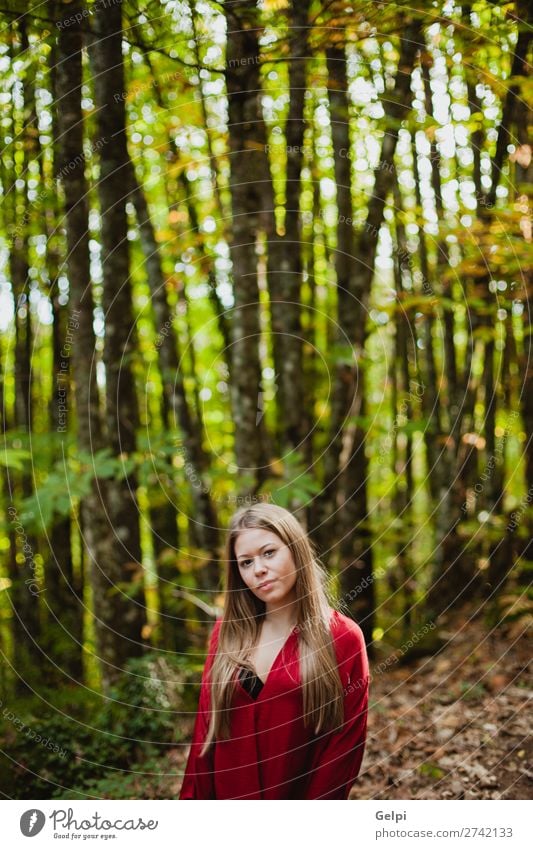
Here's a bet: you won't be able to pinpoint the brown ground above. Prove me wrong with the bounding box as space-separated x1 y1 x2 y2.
351 610 531 800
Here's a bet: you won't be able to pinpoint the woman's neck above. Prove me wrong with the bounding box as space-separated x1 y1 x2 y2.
264 600 298 632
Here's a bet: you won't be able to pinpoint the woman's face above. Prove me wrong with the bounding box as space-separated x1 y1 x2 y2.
234 527 298 608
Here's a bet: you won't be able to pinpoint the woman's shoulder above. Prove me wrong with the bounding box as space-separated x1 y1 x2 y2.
328 608 368 661
328 609 370 694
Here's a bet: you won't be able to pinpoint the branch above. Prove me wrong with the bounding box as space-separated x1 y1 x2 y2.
173 589 221 619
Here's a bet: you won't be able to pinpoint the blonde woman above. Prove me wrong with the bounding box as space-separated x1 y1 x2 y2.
179 503 369 799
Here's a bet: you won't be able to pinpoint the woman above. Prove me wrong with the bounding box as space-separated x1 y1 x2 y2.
179 503 369 800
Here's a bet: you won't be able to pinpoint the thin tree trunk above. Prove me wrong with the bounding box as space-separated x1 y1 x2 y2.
177 170 231 368
7 17 42 688
57 0 144 686
512 2 533 502
225 5 271 488
127 163 220 600
393 171 440 502
506 1 532 570
190 0 226 227
421 60 458 419
392 209 416 628
312 19 422 559
90 0 148 656
311 22 421 649
266 0 310 455
46 46 83 680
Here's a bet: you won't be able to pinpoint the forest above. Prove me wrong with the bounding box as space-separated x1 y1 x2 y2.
0 0 531 800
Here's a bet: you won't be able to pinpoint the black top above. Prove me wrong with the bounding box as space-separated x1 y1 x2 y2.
239 666 264 699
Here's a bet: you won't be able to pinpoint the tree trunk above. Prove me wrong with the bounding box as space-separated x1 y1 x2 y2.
313 18 422 543
57 0 145 687
266 0 310 455
127 163 220 612
225 4 271 488
311 20 421 649
90 0 148 657
46 46 83 681
6 17 42 688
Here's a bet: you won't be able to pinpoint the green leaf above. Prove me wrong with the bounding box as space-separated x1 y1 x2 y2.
0 447 32 471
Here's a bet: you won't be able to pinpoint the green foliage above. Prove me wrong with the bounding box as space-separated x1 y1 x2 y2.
0 447 32 471
259 451 322 508
79 751 180 800
12 442 182 533
0 652 197 799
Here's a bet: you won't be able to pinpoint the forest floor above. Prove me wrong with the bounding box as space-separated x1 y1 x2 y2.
163 609 531 800
352 609 531 800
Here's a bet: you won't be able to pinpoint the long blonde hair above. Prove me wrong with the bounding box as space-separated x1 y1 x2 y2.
200 503 344 754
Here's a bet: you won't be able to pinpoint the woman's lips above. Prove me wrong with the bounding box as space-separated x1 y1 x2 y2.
257 580 275 591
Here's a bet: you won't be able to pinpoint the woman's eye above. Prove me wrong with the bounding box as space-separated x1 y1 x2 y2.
241 559 252 567
264 549 275 557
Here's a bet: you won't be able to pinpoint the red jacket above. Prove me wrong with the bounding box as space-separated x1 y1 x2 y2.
179 609 370 799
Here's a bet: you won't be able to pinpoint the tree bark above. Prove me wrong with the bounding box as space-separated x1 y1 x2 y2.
45 43 83 681
57 0 145 687
89 0 148 658
128 164 220 602
225 4 271 488
311 20 422 648
7 17 42 687
266 0 310 455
